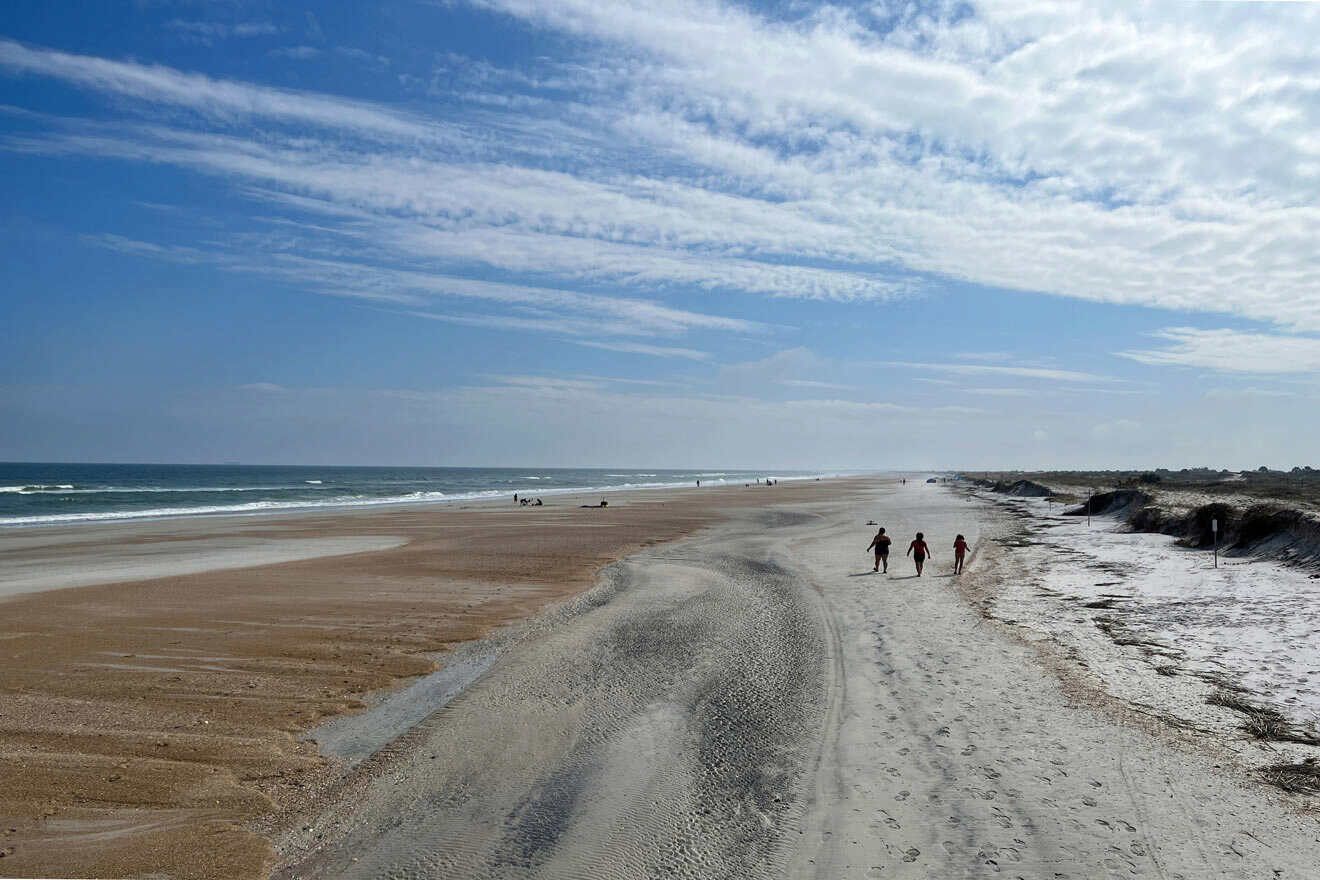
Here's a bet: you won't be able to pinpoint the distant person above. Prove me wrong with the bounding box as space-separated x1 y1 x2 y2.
696 480 700 487
953 534 968 574
514 493 518 503
907 532 932 576
535 498 543 506
866 527 892 573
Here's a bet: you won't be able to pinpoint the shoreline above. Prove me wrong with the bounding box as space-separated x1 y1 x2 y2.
0 475 871 879
0 470 865 530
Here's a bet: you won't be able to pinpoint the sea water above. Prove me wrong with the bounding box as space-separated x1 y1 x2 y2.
0 463 828 527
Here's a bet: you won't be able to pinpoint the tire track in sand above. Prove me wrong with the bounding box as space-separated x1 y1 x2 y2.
277 511 832 879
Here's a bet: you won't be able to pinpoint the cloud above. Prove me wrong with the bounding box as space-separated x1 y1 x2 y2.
1120 327 1320 373
11 2 1320 341
872 361 1115 383
269 46 322 60
1203 386 1297 399
0 39 440 142
83 233 760 341
572 340 710 360
964 388 1036 397
780 379 857 390
166 20 280 44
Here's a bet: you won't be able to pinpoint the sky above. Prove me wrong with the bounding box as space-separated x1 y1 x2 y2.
3 0 1320 470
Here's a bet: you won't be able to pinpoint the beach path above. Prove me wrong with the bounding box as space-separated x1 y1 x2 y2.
279 482 1320 878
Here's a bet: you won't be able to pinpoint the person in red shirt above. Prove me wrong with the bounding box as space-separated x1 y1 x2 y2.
906 532 932 576
953 534 969 574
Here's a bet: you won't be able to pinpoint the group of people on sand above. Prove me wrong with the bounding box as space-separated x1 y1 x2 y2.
865 527 968 576
513 494 543 506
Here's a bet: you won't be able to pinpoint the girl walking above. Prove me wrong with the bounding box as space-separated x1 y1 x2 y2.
907 532 932 576
953 534 968 574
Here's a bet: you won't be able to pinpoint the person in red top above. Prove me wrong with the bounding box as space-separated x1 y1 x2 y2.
906 531 932 576
953 534 969 574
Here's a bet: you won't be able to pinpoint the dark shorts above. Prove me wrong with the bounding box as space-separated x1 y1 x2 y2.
875 549 889 557
913 553 925 563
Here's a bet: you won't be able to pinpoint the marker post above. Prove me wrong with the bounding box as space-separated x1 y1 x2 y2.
1212 518 1219 568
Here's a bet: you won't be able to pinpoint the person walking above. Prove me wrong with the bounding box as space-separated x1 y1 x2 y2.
866 527 892 573
907 531 932 576
953 534 968 574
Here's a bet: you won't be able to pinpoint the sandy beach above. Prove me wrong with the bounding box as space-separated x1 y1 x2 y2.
0 477 844 877
4 476 1320 878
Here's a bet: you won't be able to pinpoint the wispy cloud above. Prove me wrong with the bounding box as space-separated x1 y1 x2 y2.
873 361 1115 384
166 20 280 44
780 379 857 390
573 340 710 360
9 1 1320 350
1121 327 1320 374
0 39 439 141
268 46 321 60
83 233 759 341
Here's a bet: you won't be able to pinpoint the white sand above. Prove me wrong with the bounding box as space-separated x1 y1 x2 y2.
982 492 1320 731
278 481 1320 879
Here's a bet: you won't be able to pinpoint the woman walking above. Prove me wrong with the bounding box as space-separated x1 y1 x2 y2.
866 527 892 572
953 534 968 574
907 531 932 576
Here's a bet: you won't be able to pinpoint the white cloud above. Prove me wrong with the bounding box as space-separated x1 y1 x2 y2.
269 46 322 60
167 20 280 44
872 361 1115 383
572 340 710 360
965 388 1036 397
0 39 439 142
83 233 760 341
10 2 1320 343
780 379 857 390
1120 327 1320 373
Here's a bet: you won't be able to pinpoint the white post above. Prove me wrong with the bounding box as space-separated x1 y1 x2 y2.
1212 518 1219 568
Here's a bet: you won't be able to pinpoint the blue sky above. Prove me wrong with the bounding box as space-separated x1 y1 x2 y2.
3 0 1320 469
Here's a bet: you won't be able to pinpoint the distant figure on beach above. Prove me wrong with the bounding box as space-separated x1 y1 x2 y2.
535 498 543 506
907 532 931 576
514 493 518 503
953 534 968 574
696 480 700 487
866 527 892 573
902 478 906 485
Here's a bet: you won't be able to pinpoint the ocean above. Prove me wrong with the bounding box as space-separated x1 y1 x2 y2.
0 463 828 527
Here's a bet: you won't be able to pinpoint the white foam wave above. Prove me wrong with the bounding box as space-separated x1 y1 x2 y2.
0 484 76 493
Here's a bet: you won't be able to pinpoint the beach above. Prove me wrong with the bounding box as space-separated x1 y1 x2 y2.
0 477 842 878
4 476 1320 878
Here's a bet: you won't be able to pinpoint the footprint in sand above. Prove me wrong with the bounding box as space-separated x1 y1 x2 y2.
901 847 920 863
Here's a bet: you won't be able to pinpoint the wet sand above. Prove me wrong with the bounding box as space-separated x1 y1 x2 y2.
0 478 852 879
